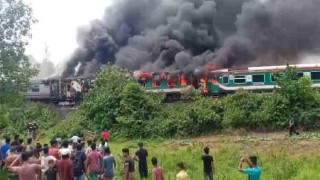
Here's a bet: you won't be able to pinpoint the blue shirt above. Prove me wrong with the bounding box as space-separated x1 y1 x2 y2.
103 155 115 178
244 166 262 180
1 143 10 160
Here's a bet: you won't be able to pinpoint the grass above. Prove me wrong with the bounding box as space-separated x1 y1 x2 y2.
104 133 320 180
2 132 320 179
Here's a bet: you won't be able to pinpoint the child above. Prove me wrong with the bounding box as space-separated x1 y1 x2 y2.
45 159 57 180
151 157 164 180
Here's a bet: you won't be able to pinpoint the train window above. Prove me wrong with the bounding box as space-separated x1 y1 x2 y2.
31 85 40 92
222 76 229 84
297 72 303 78
311 72 320 80
271 74 276 82
252 74 265 83
234 75 246 83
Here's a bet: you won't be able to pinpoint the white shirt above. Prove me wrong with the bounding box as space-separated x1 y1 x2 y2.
41 155 57 173
70 136 80 143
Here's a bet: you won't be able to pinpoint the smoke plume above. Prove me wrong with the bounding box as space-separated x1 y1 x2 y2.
63 0 320 77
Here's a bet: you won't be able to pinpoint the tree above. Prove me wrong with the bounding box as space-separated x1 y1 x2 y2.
0 0 37 101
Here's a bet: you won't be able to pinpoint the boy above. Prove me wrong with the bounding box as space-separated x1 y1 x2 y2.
238 156 262 180
151 157 164 180
176 162 188 180
201 147 214 180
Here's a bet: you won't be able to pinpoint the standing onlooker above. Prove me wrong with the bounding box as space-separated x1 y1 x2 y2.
1 137 11 168
30 149 42 180
57 150 74 180
102 147 116 180
86 143 103 180
41 147 57 180
101 130 109 142
134 142 148 179
151 157 164 180
201 147 214 180
59 140 71 158
25 138 34 152
238 156 262 180
85 140 93 156
11 135 20 147
5 147 20 180
73 144 87 180
71 135 81 144
45 159 58 180
49 139 59 159
176 162 188 180
9 152 44 180
122 148 135 180
99 140 107 152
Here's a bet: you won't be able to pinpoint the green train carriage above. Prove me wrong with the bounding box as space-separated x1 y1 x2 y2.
207 64 320 96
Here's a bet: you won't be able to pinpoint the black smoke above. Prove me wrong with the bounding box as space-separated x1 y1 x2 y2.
63 0 320 77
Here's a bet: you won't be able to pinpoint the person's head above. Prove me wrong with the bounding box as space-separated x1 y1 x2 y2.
48 159 55 169
50 139 58 147
122 148 129 157
62 140 69 148
77 139 81 144
138 142 143 148
33 149 40 158
76 144 82 151
177 162 185 171
10 146 17 154
43 147 49 155
101 141 105 146
151 157 158 166
21 152 30 162
249 156 258 167
19 139 23 144
14 134 19 141
87 139 92 146
91 143 96 150
68 139 73 145
16 145 23 154
104 147 111 155
36 143 42 151
27 138 32 145
204 147 210 154
5 137 11 144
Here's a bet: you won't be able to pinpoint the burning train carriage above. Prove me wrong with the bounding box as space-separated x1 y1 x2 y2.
26 78 93 105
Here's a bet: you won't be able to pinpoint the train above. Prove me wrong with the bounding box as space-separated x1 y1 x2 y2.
25 78 93 105
26 64 320 104
134 64 320 100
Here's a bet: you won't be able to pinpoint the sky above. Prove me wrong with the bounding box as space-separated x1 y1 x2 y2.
24 0 112 65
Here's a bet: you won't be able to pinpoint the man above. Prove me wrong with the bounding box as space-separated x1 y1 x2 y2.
122 148 135 180
71 135 81 144
238 156 262 180
41 147 57 180
25 138 34 152
86 143 103 180
59 140 72 158
102 147 116 180
289 119 300 136
134 142 148 179
11 135 20 147
57 149 74 180
151 157 164 180
201 147 214 180
5 147 20 180
101 130 110 142
1 137 11 168
48 139 59 159
176 162 188 180
9 152 44 180
73 144 87 180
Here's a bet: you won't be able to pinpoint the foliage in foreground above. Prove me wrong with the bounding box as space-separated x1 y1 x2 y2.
55 65 320 138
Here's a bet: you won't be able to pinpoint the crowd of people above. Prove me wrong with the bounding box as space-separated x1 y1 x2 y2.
0 133 262 180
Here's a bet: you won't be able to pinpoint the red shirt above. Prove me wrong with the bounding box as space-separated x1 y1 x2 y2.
57 159 74 180
86 150 103 172
49 147 59 159
101 131 109 141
